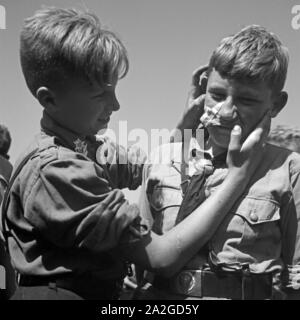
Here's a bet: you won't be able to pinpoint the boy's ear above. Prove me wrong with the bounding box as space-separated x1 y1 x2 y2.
270 91 288 118
36 87 58 112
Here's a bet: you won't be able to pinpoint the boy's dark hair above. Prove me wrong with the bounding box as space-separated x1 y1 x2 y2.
208 25 289 93
20 7 129 97
0 124 11 159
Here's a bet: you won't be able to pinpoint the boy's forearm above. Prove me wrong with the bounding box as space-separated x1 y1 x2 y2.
124 172 246 275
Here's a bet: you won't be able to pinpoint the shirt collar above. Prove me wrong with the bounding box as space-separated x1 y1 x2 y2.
187 137 227 178
40 111 97 157
188 137 227 166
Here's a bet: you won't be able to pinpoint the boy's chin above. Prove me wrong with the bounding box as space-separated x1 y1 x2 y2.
208 126 231 150
96 124 108 135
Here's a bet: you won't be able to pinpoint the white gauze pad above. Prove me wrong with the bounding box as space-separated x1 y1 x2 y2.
200 102 224 127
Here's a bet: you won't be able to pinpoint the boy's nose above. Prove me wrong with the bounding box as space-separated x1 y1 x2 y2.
218 98 238 122
107 93 120 112
111 99 120 112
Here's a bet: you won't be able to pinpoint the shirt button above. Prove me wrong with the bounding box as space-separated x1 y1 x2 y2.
250 212 258 222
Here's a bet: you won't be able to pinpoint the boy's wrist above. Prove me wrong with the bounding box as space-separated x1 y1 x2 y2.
225 169 249 189
177 115 199 131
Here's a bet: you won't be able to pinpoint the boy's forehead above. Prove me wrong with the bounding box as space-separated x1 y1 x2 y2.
66 76 117 93
207 69 271 97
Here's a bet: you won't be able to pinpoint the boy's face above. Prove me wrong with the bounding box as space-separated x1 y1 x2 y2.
53 76 120 136
204 69 276 151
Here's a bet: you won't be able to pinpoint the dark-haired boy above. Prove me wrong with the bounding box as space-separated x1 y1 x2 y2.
137 25 300 300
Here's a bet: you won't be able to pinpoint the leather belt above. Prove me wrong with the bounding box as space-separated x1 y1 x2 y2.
153 269 273 300
18 273 123 300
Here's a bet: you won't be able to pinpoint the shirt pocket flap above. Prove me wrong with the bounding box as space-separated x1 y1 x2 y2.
232 197 280 225
147 186 182 212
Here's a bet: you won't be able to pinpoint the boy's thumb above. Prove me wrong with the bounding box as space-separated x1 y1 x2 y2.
228 125 242 152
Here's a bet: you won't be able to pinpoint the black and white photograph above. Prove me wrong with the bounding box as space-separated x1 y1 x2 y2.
0 0 300 306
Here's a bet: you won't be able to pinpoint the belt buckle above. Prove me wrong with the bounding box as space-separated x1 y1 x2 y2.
173 270 202 297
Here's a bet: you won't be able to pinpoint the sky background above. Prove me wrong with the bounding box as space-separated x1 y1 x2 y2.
0 0 299 201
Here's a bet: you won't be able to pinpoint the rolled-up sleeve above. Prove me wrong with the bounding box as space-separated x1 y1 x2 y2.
21 149 148 252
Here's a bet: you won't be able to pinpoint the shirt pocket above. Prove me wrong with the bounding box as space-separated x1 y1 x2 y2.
211 196 281 251
234 197 281 245
147 184 182 234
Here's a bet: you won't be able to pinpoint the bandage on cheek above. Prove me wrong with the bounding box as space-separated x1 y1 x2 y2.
200 102 224 128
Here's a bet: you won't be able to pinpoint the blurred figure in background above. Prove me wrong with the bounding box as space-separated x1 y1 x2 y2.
268 124 300 153
0 124 16 299
0 124 12 202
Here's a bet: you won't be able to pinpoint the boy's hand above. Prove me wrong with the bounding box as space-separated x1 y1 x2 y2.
177 65 208 131
227 111 271 182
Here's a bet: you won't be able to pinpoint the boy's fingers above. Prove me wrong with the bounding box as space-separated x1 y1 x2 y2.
191 65 209 98
228 125 242 152
193 94 206 106
191 94 206 115
182 94 206 130
101 189 124 208
258 110 271 141
199 76 208 95
191 65 209 86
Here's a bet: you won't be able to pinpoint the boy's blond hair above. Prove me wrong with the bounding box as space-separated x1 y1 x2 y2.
20 7 129 96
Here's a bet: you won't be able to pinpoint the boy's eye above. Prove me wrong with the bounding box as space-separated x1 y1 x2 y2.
238 98 259 105
210 92 225 102
92 93 106 101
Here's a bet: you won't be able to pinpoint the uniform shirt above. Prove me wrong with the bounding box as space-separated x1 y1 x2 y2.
0 155 12 204
2 112 148 279
139 140 300 298
0 155 16 299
